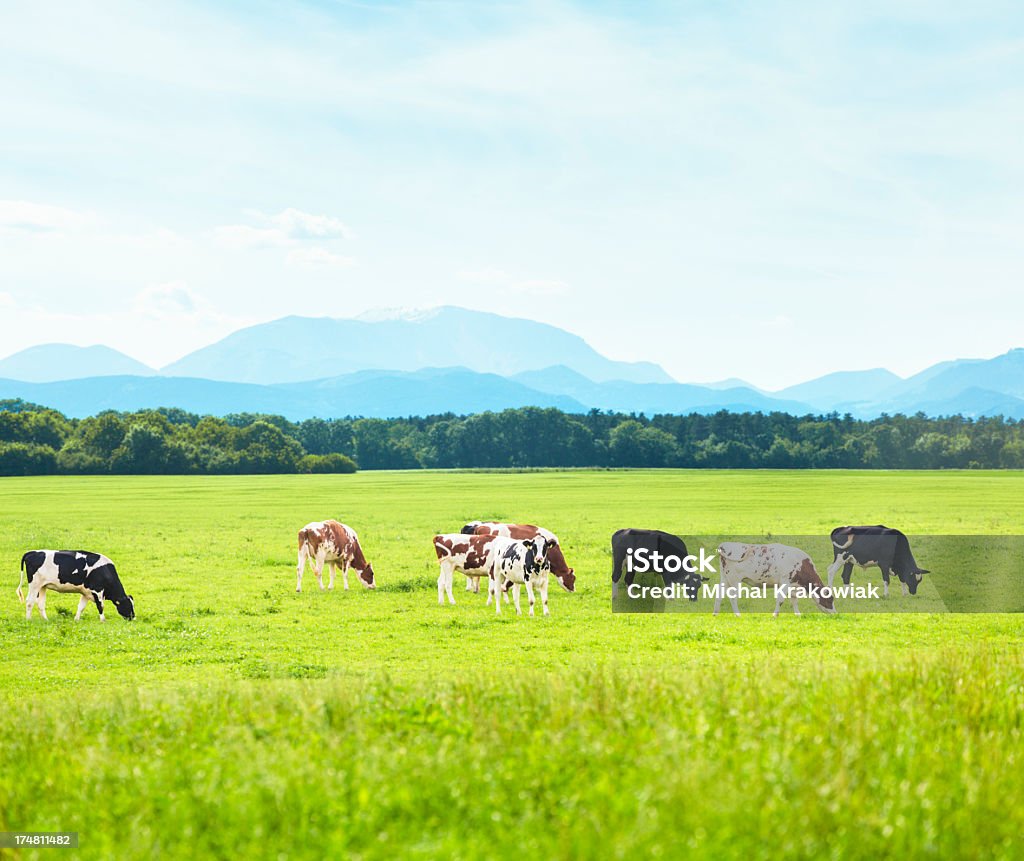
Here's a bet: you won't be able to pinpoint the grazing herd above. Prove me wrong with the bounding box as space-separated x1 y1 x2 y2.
15 518 928 622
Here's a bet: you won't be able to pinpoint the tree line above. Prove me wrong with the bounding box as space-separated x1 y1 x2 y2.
2 399 1024 475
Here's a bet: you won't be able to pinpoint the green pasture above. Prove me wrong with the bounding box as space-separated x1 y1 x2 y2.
1 470 1022 859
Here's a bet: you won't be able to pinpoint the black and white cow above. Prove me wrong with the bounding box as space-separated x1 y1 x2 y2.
486 535 553 616
17 550 135 621
611 528 708 600
827 525 929 597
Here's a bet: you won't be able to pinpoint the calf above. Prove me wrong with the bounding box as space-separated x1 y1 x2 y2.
714 542 835 617
462 521 576 593
828 525 929 597
18 550 135 622
433 532 504 606
611 528 708 600
486 535 554 616
297 521 376 592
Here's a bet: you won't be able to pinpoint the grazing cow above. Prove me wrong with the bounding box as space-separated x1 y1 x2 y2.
462 521 576 594
486 535 554 616
433 532 508 606
296 521 376 592
828 525 929 597
611 528 708 600
714 542 835 617
17 550 135 622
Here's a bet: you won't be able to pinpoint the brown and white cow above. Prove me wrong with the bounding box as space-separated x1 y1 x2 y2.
462 521 576 594
714 542 835 617
433 533 508 606
296 521 376 592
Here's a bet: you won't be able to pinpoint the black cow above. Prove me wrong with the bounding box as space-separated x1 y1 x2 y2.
827 526 929 597
611 528 708 600
18 550 135 621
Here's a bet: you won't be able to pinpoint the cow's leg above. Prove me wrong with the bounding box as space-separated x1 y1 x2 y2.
36 587 48 621
525 580 536 617
729 586 741 616
312 553 326 591
790 587 801 616
773 583 787 618
328 562 337 591
511 583 523 615
444 566 456 605
881 567 890 598
341 560 350 591
25 582 39 620
827 556 842 588
713 580 723 616
75 593 90 621
465 575 475 592
438 561 455 605
492 578 502 615
842 561 854 586
485 577 493 606
93 593 106 622
296 545 308 592
540 578 550 616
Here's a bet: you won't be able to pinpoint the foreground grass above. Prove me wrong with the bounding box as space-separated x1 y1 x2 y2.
1 470 1023 858
2 652 1022 860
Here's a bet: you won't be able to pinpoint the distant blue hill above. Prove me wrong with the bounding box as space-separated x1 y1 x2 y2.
0 369 588 420
0 344 154 382
512 366 811 415
774 368 903 411
160 307 673 385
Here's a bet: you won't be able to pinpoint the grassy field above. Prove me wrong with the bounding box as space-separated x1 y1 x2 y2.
1 470 1023 859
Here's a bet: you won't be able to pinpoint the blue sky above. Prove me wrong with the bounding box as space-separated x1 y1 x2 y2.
1 1 1022 388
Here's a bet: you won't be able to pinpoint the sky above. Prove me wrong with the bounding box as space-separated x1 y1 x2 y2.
1 0 1023 390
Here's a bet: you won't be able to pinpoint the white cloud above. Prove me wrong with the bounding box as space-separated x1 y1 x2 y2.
212 224 291 249
270 208 353 240
0 200 95 233
286 247 354 267
214 209 352 255
458 268 569 295
133 281 202 317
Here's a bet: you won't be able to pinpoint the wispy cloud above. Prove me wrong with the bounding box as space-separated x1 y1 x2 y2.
0 200 96 233
268 208 353 241
459 268 569 296
214 208 354 266
286 247 354 268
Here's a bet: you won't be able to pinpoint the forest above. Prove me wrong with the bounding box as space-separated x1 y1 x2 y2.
2 399 1024 475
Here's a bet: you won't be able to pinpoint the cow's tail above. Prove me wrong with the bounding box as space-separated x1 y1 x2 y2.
16 553 27 603
831 534 854 552
611 539 626 584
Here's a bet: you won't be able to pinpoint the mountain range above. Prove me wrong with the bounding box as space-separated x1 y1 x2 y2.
0 307 1022 420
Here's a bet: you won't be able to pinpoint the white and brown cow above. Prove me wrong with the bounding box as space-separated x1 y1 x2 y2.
296 521 376 592
486 535 555 616
18 550 135 621
462 521 576 594
433 532 503 606
714 542 835 617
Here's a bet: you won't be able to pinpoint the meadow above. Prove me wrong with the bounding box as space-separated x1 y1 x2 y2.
1 470 1023 859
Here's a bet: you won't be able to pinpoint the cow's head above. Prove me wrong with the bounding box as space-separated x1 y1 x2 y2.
815 587 836 614
359 564 377 589
461 521 482 535
114 594 135 620
900 568 927 595
524 536 548 574
555 566 576 593
671 571 709 601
